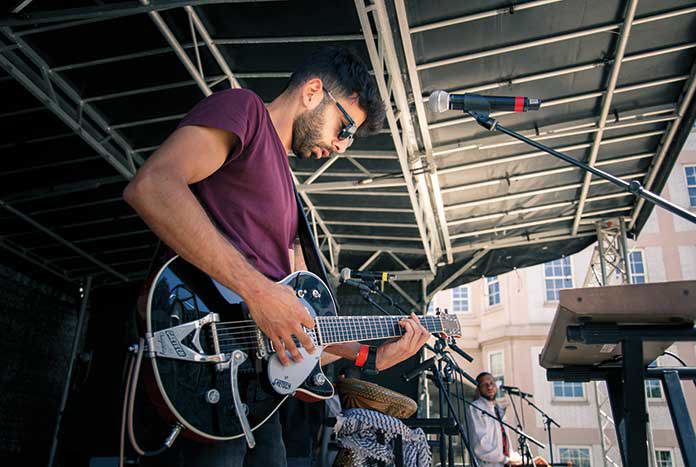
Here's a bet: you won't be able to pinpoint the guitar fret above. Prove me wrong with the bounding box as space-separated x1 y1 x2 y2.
317 313 454 345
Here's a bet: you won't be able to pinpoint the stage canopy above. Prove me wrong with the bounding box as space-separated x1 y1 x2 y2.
1 0 695 307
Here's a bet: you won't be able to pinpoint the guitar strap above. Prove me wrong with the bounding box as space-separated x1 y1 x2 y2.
294 189 340 312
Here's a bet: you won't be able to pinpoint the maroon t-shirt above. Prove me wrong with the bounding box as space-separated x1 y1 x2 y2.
178 89 297 280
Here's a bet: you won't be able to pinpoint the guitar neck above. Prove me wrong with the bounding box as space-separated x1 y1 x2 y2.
315 315 444 345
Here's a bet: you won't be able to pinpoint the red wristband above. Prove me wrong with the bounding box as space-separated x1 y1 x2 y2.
355 345 369 367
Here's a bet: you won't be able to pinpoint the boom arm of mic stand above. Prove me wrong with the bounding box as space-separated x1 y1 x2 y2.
468 111 696 226
520 394 560 428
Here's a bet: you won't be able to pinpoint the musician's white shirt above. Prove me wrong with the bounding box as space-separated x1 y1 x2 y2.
467 397 520 467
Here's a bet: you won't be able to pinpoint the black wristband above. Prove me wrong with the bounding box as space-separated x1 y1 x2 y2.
362 346 379 376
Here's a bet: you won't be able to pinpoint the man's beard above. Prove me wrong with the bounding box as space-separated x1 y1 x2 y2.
291 100 333 159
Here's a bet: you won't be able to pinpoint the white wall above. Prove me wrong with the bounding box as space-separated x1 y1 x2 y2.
644 246 667 282
679 245 696 280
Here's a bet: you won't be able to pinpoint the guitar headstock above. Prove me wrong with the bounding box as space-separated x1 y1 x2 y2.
439 314 462 338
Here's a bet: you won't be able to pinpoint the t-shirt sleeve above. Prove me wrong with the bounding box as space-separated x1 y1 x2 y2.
177 88 262 162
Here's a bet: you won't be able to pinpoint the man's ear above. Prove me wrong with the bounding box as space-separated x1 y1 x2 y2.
300 78 324 110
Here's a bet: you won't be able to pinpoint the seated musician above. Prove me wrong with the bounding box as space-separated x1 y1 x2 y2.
468 372 523 466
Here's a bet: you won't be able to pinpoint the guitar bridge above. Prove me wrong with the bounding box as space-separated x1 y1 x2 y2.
150 313 228 363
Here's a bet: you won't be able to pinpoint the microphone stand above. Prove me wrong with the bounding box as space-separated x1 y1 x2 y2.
346 278 486 465
467 111 696 226
519 393 560 466
404 352 480 467
506 391 534 466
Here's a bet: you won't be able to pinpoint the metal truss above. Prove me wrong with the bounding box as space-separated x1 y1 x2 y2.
326 244 426 255
449 206 633 241
354 0 440 273
629 59 696 230
582 218 632 467
449 192 632 228
315 205 413 213
298 179 406 193
0 237 73 282
293 175 340 277
395 0 453 264
572 0 639 235
434 107 674 158
445 170 646 213
5 214 140 239
428 42 696 101
417 5 696 71
0 1 276 28
409 0 566 34
439 129 664 176
582 218 632 288
0 199 129 282
0 29 141 179
426 249 488 301
317 233 422 242
144 3 212 96
452 227 596 255
443 152 655 196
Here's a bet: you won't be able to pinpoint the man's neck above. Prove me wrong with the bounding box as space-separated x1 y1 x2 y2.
266 92 298 154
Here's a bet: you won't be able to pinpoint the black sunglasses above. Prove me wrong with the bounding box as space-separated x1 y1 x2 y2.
325 89 357 144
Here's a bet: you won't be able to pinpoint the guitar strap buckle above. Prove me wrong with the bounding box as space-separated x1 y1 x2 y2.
230 349 255 448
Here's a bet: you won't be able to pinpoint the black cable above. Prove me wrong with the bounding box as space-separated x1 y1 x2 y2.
661 350 696 390
453 365 467 465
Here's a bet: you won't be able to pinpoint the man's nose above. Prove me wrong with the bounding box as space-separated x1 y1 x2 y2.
333 137 352 154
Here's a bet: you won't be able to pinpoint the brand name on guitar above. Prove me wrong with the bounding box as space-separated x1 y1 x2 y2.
272 379 292 390
165 330 187 358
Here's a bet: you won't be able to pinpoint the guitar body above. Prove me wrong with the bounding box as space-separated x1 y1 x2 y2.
141 255 336 441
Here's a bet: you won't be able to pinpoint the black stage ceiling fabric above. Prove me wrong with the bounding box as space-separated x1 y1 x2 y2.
1 1 695 308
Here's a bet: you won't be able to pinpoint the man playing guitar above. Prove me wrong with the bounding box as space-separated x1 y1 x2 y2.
124 46 431 466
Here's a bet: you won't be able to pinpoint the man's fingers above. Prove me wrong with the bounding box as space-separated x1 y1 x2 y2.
298 307 315 329
295 324 316 354
282 333 303 363
400 319 418 348
272 337 289 366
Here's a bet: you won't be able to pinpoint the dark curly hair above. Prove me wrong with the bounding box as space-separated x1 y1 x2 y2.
286 46 385 137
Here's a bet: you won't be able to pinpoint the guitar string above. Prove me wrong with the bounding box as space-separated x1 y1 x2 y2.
214 317 442 332
214 322 441 337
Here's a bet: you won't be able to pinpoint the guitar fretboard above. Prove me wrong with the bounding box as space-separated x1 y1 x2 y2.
315 315 443 345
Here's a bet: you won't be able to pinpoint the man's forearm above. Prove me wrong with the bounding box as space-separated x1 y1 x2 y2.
124 175 271 301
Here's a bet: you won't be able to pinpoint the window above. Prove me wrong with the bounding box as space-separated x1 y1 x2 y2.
552 381 585 399
452 286 469 312
544 257 573 301
486 276 500 306
427 300 435 314
686 165 696 207
629 250 646 284
559 447 592 467
489 351 505 398
646 361 663 400
655 449 674 467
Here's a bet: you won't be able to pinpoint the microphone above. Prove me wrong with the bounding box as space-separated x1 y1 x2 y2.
428 90 541 114
340 267 396 282
500 385 533 398
338 275 377 294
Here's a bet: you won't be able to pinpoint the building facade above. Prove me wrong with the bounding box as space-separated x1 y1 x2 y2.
429 130 696 466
